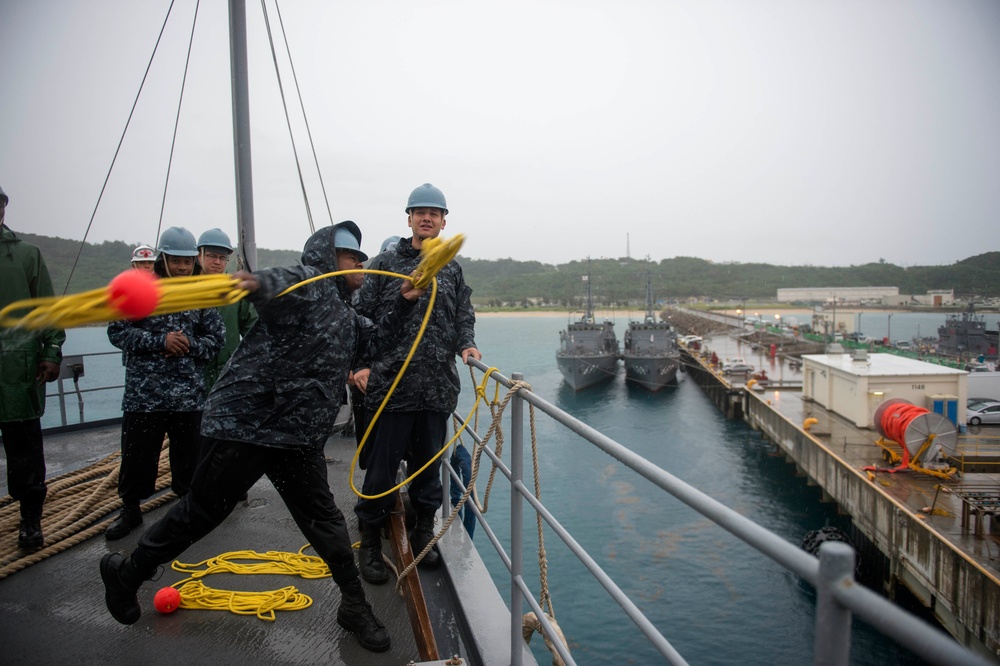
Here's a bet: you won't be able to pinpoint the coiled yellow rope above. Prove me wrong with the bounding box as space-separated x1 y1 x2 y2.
166 547 328 620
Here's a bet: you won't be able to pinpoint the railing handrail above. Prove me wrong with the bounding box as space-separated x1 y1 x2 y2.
452 357 992 666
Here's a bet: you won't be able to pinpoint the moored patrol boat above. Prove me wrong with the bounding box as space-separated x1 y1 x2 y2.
622 275 679 392
556 273 620 391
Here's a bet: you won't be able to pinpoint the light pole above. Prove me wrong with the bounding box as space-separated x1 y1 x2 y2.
887 313 893 345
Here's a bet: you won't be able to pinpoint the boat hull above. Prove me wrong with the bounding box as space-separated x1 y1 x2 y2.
623 354 679 392
556 354 619 390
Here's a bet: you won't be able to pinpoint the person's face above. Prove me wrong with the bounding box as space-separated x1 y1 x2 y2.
132 261 155 273
165 255 195 277
407 207 446 242
199 249 231 275
337 249 364 292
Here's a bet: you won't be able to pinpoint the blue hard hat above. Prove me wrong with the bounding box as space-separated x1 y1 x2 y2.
380 235 402 254
405 183 448 214
197 228 234 252
157 227 199 257
333 222 368 262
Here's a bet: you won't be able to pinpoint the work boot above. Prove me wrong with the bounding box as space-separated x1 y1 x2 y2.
337 578 391 653
17 512 44 551
357 523 389 585
99 553 147 625
105 503 143 541
410 510 441 568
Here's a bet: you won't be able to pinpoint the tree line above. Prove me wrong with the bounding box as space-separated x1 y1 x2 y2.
15 232 1000 306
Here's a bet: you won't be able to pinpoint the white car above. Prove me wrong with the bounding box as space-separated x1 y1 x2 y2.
679 335 702 345
966 401 1000 426
722 358 753 374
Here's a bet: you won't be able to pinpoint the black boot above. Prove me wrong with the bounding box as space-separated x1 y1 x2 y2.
337 578 390 653
99 553 147 625
105 503 143 541
357 523 389 585
17 510 44 551
410 510 441 568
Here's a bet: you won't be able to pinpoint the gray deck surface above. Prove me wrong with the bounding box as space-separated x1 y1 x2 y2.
0 426 459 665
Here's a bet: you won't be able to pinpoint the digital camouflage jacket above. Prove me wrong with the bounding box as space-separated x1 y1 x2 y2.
355 236 476 414
201 223 417 450
108 304 225 413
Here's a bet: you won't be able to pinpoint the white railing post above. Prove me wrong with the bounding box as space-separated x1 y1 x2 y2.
510 372 525 666
815 541 854 665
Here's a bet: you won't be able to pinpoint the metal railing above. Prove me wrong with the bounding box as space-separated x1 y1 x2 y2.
45 351 124 429
444 358 994 666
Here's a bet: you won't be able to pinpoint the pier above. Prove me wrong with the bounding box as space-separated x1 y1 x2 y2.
678 321 1000 661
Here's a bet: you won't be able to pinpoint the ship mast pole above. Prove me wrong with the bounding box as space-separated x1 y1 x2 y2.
229 0 258 271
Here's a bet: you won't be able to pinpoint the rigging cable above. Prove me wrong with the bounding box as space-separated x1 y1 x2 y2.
154 0 202 250
62 0 178 295
272 0 334 228
260 0 315 235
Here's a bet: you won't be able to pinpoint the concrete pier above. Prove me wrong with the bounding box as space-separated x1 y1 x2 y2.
680 343 1000 661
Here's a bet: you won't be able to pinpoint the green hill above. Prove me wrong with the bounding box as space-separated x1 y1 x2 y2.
12 231 1000 307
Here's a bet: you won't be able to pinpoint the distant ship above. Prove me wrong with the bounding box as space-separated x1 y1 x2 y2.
936 303 999 360
556 274 619 390
622 277 679 392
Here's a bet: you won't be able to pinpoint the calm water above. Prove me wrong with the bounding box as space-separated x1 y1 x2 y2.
44 316 946 663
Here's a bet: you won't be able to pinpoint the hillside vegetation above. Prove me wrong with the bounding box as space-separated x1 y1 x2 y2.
14 231 1000 306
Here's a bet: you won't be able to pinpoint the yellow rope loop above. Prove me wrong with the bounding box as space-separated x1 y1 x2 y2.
0 274 246 330
411 234 465 289
167 546 330 620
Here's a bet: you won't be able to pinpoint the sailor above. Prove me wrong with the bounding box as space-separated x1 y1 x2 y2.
352 183 481 583
129 244 156 273
100 221 425 653
195 228 257 390
0 184 66 550
105 226 225 540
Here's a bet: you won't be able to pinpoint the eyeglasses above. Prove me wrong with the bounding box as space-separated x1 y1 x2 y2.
203 252 231 263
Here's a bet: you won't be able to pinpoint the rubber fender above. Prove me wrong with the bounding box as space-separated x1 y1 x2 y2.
803 417 819 430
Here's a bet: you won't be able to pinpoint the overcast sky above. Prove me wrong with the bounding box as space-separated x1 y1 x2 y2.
1 0 998 268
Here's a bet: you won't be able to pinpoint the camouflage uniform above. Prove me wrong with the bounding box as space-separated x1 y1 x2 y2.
128 223 418 588
353 235 477 526
108 302 224 504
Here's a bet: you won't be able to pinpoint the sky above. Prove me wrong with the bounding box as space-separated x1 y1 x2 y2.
1 0 998 268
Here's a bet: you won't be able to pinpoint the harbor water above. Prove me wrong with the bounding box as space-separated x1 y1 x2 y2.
38 314 977 663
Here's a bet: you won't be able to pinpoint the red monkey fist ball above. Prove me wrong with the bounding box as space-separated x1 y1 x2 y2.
107 270 161 319
153 586 181 614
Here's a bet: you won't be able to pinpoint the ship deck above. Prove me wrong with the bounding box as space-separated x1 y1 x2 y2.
0 425 514 665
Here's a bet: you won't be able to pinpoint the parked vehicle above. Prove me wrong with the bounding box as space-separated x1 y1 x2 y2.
722 358 754 374
968 397 997 408
966 401 1000 426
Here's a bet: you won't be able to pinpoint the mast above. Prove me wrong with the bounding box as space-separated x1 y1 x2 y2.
228 0 257 271
584 273 594 322
644 274 655 324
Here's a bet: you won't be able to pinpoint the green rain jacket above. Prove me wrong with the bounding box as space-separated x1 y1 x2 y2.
0 224 66 422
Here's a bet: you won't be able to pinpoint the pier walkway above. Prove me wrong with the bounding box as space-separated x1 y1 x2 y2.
677 324 1000 661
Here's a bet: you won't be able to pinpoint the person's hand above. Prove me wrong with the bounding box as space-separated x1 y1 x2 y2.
36 361 60 383
401 272 427 301
233 270 260 293
352 368 371 394
164 331 190 356
461 347 482 364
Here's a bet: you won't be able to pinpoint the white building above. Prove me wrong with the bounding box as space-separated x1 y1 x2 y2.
777 287 899 303
802 352 966 428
